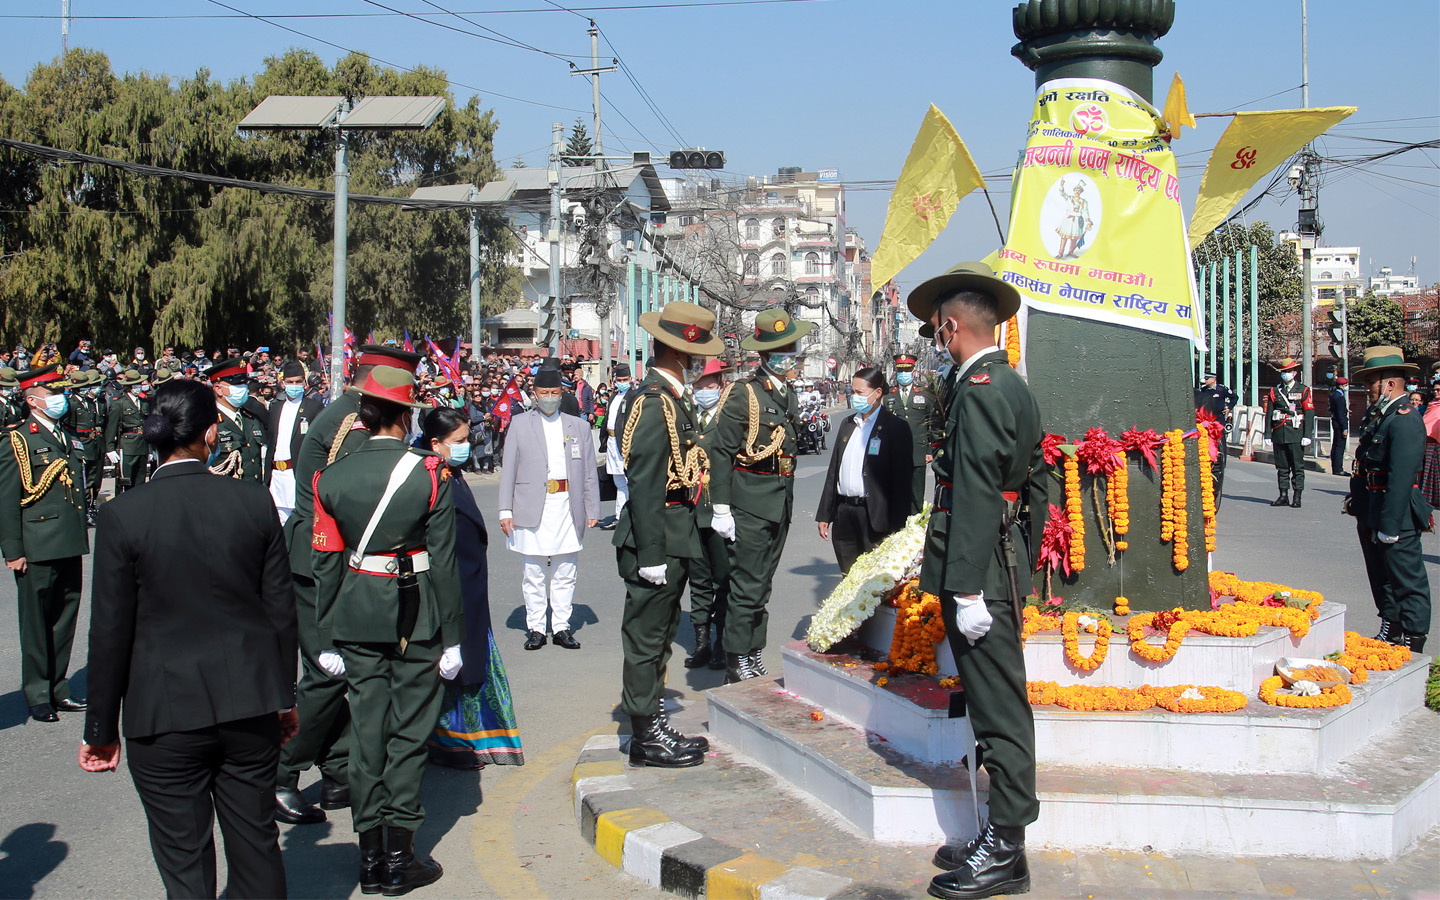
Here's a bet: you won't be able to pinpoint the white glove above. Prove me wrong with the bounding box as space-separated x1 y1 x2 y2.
106 451 120 464
1263 439 1273 448
318 650 345 676
711 511 737 542
438 645 463 680
1376 531 1399 544
639 564 668 585
954 594 992 645
1301 438 1312 447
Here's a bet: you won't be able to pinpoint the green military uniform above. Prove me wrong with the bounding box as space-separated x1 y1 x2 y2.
208 358 269 483
0 368 24 428
0 369 90 713
615 370 707 714
313 435 463 835
1261 359 1315 505
1347 348 1433 651
103 372 151 492
883 355 933 514
65 371 107 508
684 391 730 668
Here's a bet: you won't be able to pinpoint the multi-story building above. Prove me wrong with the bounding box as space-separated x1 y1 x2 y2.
1279 234 1364 308
1369 266 1421 297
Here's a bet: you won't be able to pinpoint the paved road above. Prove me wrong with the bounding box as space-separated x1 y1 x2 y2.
0 436 1433 898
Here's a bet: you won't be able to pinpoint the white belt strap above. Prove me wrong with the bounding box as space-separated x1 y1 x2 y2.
352 551 431 575
349 451 425 569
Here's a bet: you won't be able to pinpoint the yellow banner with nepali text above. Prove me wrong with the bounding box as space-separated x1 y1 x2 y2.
997 78 1205 347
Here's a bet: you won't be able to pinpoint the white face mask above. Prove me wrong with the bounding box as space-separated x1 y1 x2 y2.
1281 372 1296 384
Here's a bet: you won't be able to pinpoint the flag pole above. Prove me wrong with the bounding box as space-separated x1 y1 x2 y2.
981 187 1007 245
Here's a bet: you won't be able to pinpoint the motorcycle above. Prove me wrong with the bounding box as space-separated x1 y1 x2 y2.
796 401 829 454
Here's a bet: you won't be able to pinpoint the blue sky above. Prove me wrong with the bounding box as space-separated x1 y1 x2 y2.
3 0 1437 289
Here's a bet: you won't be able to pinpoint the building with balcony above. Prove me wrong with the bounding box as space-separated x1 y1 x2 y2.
1370 266 1421 297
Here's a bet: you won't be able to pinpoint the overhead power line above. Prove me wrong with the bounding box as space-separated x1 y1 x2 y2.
0 1 827 19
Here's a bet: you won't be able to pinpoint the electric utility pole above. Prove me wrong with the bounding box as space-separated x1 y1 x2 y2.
61 0 70 54
569 22 618 370
544 121 564 354
1298 0 1320 407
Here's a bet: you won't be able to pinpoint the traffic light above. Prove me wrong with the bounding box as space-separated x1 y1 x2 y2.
538 301 560 350
1326 308 1345 360
668 149 725 170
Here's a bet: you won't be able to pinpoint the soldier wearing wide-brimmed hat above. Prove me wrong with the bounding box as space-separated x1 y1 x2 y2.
708 308 813 684
64 369 108 520
206 358 268 483
1346 346 1431 652
614 301 724 768
1 366 25 427
104 368 153 492
884 351 935 513
1261 356 1316 508
1 365 90 723
907 261 1044 900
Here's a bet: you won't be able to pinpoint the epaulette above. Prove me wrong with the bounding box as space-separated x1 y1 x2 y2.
969 373 991 385
1397 405 1412 415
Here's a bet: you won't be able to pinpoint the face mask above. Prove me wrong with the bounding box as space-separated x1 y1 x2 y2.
684 357 706 383
897 372 913 387
1406 384 1418 393
136 387 150 399
694 387 721 410
284 384 305 401
1280 372 1296 384
851 391 877 415
614 381 630 393
535 396 561 416
1325 372 1335 381
228 384 250 407
481 390 491 397
136 353 145 360
444 440 471 466
934 318 960 363
42 393 69 418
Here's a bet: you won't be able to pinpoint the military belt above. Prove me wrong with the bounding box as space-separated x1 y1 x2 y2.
735 455 795 477
546 478 569 493
350 548 431 575
933 479 1017 513
272 459 293 471
122 429 144 436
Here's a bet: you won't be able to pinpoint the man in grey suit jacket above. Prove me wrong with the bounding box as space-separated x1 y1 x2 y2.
497 362 600 650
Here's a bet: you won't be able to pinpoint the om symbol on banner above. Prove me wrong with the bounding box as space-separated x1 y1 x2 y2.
1230 146 1258 170
1070 103 1108 136
912 192 943 221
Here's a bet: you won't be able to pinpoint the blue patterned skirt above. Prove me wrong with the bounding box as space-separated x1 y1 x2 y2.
427 633 524 768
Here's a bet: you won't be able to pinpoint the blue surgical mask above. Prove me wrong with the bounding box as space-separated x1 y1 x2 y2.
614 381 630 393
1281 372 1296 384
445 441 471 466
284 384 305 401
851 392 876 415
694 387 721 410
43 393 69 418
897 371 913 387
228 384 249 407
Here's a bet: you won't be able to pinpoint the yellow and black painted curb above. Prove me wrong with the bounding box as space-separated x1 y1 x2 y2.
572 734 854 899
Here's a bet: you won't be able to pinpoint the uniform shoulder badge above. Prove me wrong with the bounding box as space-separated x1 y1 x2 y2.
29 422 38 433
1398 405 1412 415
969 373 991 385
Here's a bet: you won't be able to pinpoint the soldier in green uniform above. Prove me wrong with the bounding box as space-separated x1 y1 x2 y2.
1262 357 1315 508
1346 346 1433 653
683 358 732 671
884 352 935 514
312 366 463 895
709 309 807 683
909 263 1046 900
0 367 24 428
0 365 90 723
64 369 108 523
276 345 423 826
206 358 269 482
615 302 725 767
104 369 152 492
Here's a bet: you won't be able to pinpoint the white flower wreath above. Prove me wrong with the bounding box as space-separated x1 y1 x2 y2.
805 506 932 652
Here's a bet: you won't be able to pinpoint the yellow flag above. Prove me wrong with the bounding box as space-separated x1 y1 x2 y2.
1188 106 1356 249
870 104 985 293
1162 73 1196 137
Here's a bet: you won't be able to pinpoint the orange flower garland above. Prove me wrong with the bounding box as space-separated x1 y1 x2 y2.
1164 429 1189 571
1110 450 1130 551
1021 606 1062 642
1113 596 1131 616
1028 681 1249 713
1259 675 1352 708
1150 684 1248 714
1335 631 1412 677
1196 426 1217 553
1062 612 1111 671
1209 571 1325 613
1129 611 1190 662
886 579 945 675
1004 314 1021 367
1063 453 1085 573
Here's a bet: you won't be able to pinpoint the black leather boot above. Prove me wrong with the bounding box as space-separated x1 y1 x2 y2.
683 624 712 668
358 827 385 894
748 650 768 676
1270 490 1290 507
656 713 708 753
708 630 725 670
321 776 350 810
628 715 703 767
1402 631 1426 653
932 820 991 870
1373 619 1393 643
928 824 1029 899
723 652 754 685
381 826 442 897
1290 489 1302 508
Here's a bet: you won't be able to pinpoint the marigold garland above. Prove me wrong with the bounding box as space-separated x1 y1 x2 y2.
1259 675 1352 708
885 579 945 675
1027 681 1156 711
1004 314 1021 367
1150 684 1249 714
1129 611 1190 662
1063 453 1085 573
1114 596 1131 616
1208 572 1325 613
1110 450 1130 551
1334 631 1412 679
1021 606 1062 642
1196 426 1217 553
1161 429 1189 571
1127 600 1328 663
1061 612 1111 671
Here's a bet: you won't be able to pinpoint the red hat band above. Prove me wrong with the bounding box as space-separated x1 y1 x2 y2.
17 369 64 391
355 352 420 373
358 370 417 406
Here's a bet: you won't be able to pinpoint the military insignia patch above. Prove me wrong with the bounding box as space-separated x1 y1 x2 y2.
969 374 991 384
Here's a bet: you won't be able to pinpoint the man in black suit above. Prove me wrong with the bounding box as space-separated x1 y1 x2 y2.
817 367 915 574
266 361 324 524
80 379 298 899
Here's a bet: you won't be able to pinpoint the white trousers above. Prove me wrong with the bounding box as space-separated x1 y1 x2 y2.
522 553 578 633
613 472 629 516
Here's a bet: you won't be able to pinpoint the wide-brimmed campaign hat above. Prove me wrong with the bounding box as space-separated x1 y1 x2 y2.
351 366 428 409
353 344 422 374
117 368 147 387
0 367 19 388
1274 357 1302 372
1353 346 1419 379
640 301 725 356
739 309 813 352
907 261 1021 324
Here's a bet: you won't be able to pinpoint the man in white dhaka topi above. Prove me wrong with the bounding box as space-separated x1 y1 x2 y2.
498 359 600 651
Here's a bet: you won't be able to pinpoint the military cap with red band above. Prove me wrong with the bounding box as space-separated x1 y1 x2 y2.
17 364 66 391
207 357 250 384
353 344 422 373
893 353 918 371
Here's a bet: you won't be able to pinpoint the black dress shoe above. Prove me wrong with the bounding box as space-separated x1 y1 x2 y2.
524 630 546 651
275 787 327 825
552 629 581 650
320 776 350 810
928 824 1029 899
29 704 58 723
54 697 88 712
382 826 442 896
628 715 703 768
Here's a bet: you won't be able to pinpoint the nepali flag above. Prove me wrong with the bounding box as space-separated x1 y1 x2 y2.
491 375 524 429
402 329 414 353
425 336 462 383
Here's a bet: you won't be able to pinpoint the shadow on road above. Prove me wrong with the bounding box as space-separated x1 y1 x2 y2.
0 823 68 900
502 602 600 635
0 690 30 731
417 765 483 861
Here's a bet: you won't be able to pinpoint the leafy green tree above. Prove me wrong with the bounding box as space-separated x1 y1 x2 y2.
1192 221 1303 364
1344 291 1417 360
561 117 593 167
0 49 519 355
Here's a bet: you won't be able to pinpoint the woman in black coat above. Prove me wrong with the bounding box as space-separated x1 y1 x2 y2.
421 408 524 768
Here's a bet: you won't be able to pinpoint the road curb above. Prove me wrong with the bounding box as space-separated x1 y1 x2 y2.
571 734 854 899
